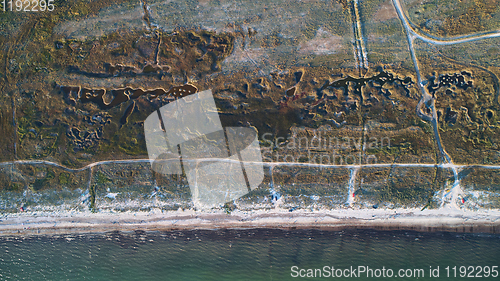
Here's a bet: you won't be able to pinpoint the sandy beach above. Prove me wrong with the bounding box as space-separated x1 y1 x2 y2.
1 207 499 236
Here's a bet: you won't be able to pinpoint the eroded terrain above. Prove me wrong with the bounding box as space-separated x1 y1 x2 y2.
1 0 500 213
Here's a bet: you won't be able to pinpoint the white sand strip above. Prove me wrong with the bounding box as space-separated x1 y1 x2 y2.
1 207 499 236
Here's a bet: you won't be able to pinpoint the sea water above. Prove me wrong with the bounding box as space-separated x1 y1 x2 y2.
0 229 499 280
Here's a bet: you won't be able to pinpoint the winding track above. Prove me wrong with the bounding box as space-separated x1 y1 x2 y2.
391 0 500 45
3 157 500 173
391 0 500 207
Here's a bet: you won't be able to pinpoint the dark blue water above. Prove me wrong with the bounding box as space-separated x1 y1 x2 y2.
0 229 499 280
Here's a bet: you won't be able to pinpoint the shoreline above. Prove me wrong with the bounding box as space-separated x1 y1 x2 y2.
1 207 499 236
